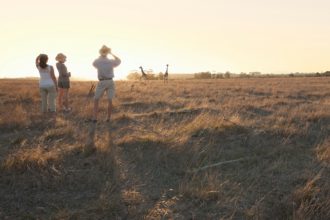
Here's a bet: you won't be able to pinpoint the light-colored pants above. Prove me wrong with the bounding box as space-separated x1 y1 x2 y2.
94 80 115 100
40 86 57 112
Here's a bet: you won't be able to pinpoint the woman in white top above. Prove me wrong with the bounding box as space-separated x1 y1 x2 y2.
35 54 58 113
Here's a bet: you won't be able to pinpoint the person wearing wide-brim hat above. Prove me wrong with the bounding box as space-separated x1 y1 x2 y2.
55 53 71 112
91 45 121 123
99 45 111 55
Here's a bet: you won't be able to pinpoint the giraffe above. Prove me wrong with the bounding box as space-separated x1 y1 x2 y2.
139 66 148 80
164 64 169 83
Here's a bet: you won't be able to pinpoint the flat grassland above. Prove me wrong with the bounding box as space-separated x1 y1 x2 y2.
0 77 329 219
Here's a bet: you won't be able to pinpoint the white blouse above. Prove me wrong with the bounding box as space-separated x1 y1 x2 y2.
38 65 55 87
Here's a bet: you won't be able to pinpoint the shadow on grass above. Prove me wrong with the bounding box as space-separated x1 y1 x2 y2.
181 120 329 219
0 112 329 219
0 120 127 219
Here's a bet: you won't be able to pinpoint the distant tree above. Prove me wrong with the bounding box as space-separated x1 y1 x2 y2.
324 71 330 76
215 73 224 79
147 73 157 80
146 69 154 75
158 72 164 80
239 72 248 78
249 72 261 77
127 72 140 80
194 71 212 79
224 71 231 78
193 73 200 79
144 69 157 80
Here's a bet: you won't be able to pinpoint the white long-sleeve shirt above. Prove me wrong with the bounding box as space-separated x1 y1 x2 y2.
93 56 121 80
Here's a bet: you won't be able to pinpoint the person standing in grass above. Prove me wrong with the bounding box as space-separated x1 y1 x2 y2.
35 54 58 114
55 53 71 112
92 45 121 123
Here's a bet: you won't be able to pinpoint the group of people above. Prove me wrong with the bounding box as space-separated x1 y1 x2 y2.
36 45 121 122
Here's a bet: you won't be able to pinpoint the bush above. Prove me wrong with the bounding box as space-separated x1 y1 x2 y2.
126 72 140 80
194 72 212 79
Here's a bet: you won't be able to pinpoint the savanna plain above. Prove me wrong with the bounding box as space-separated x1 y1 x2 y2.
0 77 329 219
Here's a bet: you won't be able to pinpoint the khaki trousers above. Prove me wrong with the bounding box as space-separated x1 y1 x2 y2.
40 86 57 112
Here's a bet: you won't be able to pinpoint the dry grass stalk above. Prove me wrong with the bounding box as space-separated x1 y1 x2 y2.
0 77 329 219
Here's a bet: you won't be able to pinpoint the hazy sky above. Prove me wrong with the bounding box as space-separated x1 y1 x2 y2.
1 0 330 79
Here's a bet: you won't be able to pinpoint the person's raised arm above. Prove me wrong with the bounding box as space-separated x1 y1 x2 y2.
92 59 98 68
110 52 121 67
35 55 40 68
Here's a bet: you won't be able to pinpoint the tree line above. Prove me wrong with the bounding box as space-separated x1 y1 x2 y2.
126 70 330 80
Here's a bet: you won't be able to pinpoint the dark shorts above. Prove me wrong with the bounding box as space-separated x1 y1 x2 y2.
58 80 70 89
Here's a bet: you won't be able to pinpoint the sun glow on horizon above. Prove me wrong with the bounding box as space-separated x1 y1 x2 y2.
1 0 330 80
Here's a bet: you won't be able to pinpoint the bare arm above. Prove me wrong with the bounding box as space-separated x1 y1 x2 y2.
35 55 40 68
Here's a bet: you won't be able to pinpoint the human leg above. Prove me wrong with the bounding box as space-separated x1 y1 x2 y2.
48 86 57 112
63 88 70 110
106 81 115 121
58 88 64 110
93 82 105 121
93 99 99 121
107 99 113 121
40 87 48 113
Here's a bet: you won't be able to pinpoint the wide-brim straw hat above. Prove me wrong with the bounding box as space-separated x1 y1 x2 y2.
99 45 111 55
55 53 67 61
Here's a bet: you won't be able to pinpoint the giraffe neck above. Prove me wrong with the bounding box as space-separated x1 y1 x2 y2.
141 68 146 75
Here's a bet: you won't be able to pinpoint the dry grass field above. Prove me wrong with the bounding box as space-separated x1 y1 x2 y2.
0 77 329 219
